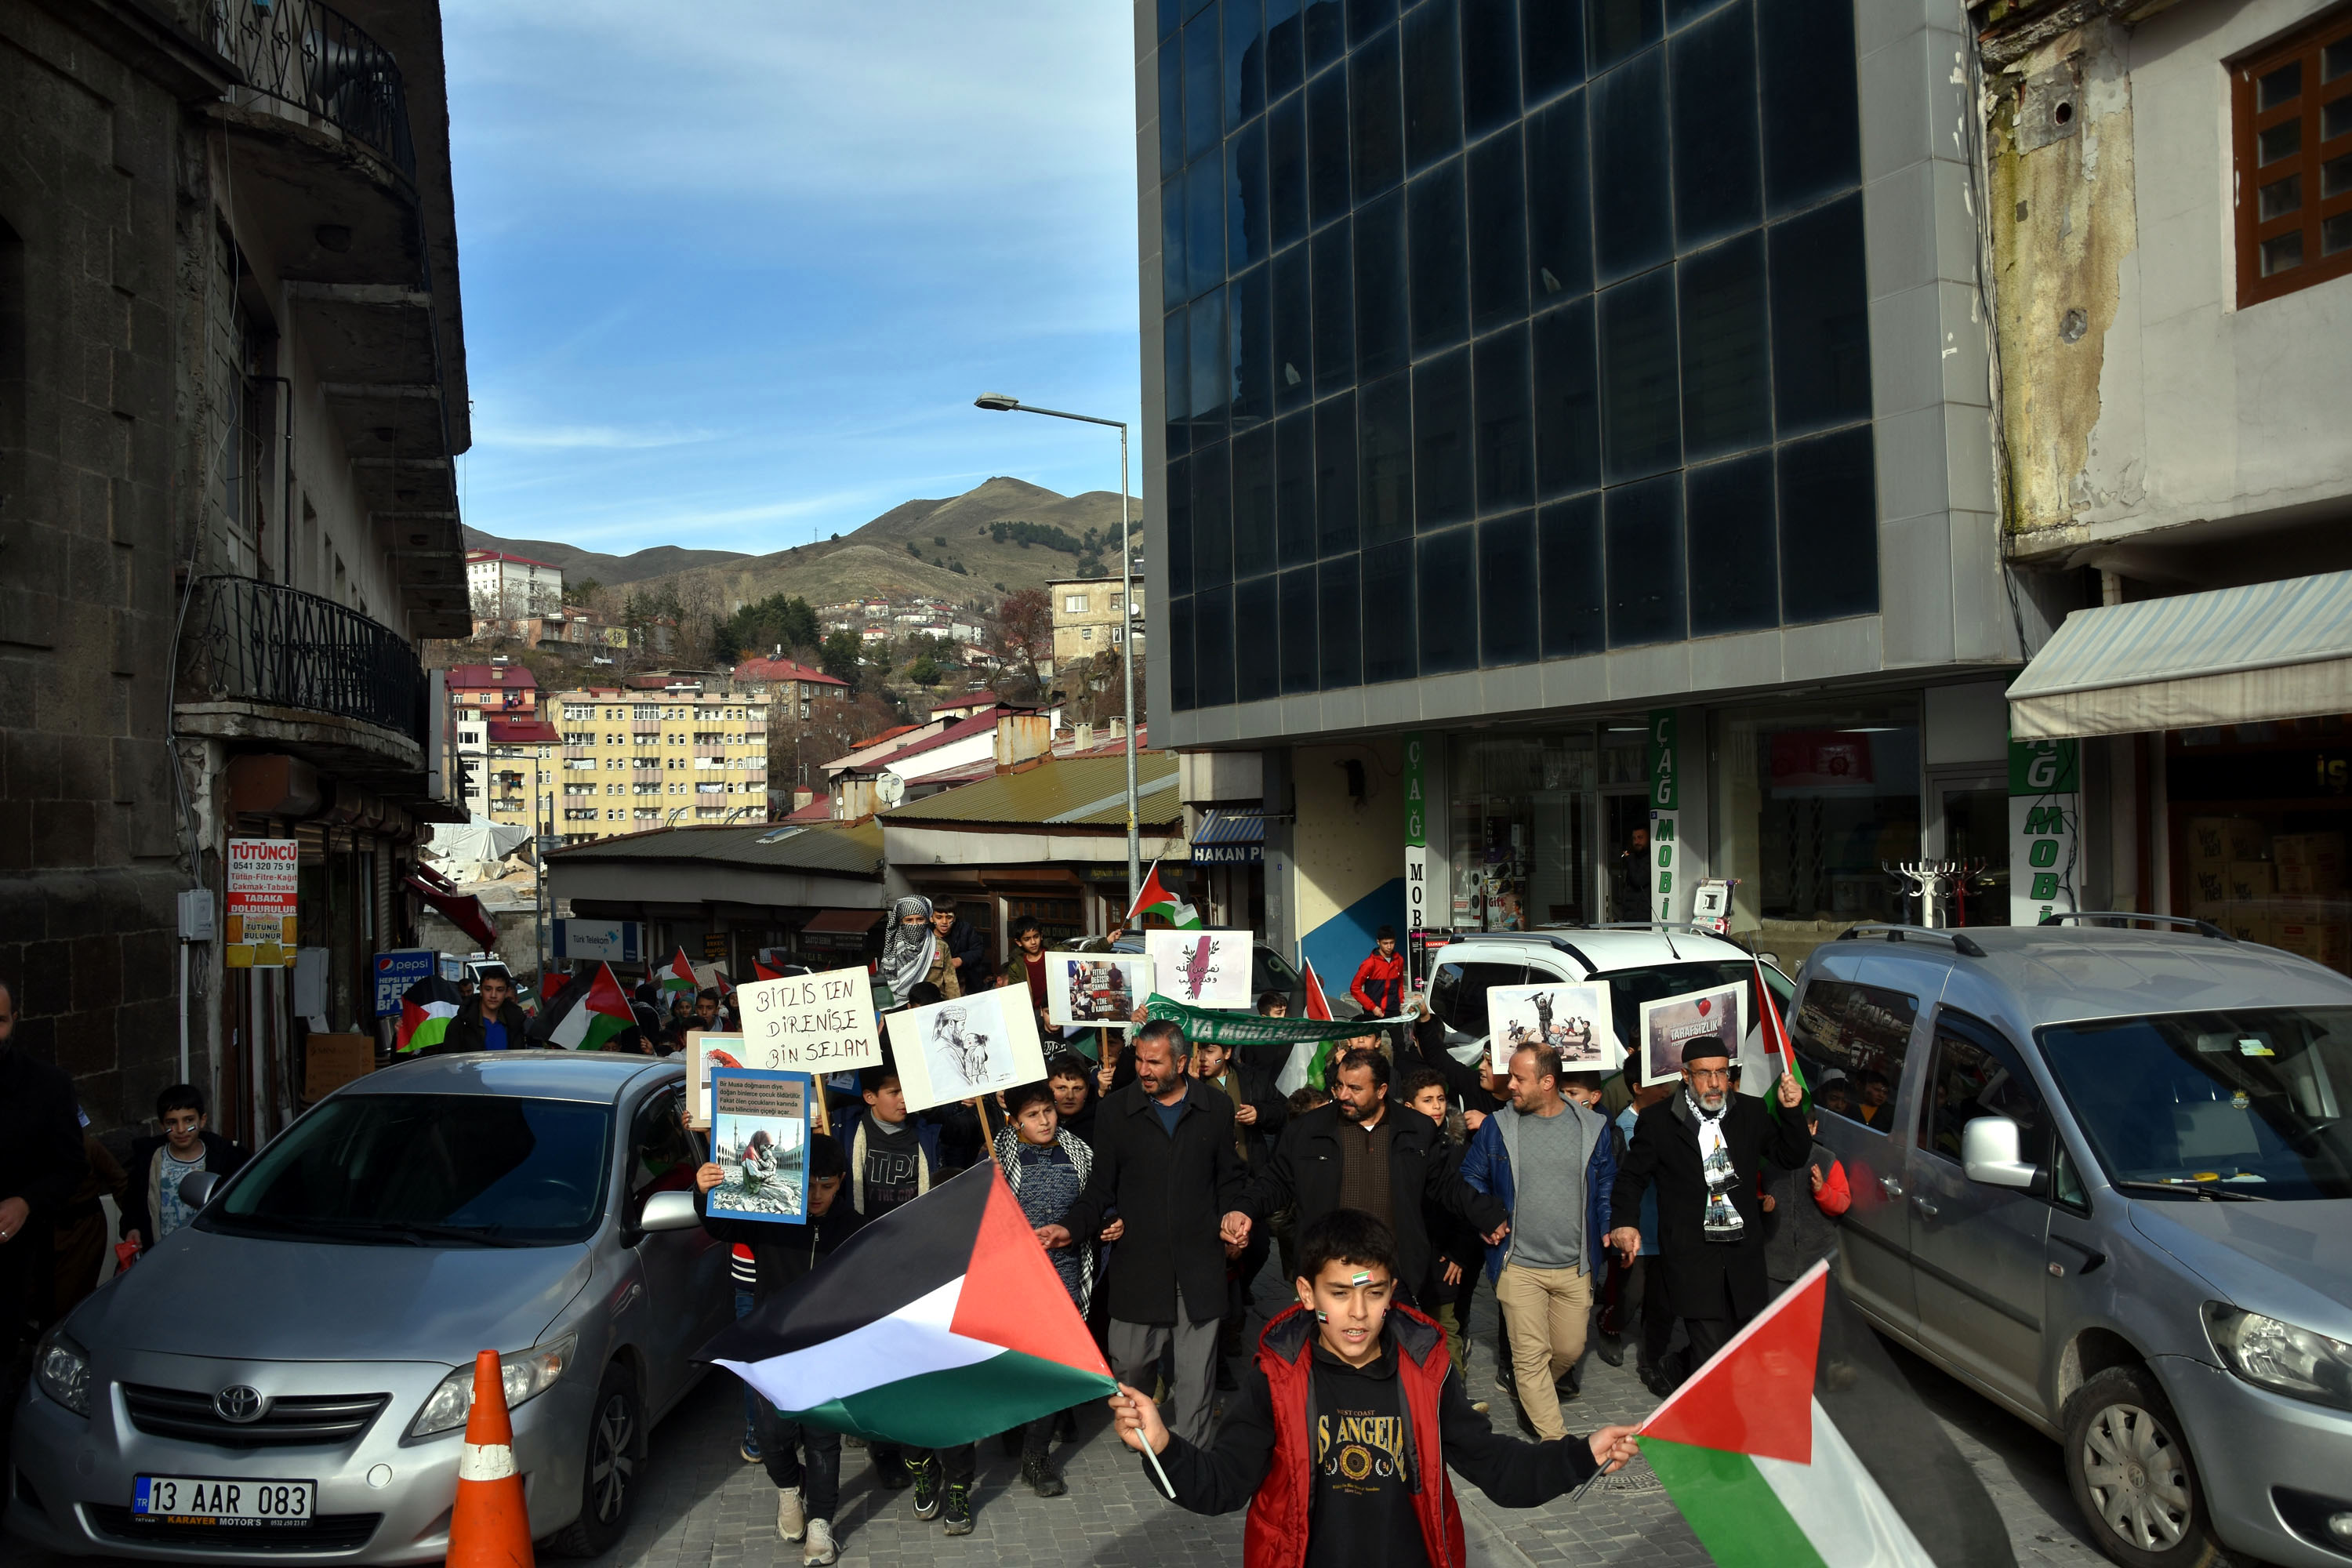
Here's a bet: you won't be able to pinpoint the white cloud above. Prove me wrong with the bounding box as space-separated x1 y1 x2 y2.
474 421 720 451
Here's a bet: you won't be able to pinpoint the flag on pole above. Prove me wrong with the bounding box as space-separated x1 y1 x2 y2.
543 964 636 1051
1301 958 1336 1020
394 975 463 1054
662 946 699 993
1124 858 1203 930
1753 953 1806 1097
700 1163 1116 1446
1637 1261 2016 1568
753 957 786 982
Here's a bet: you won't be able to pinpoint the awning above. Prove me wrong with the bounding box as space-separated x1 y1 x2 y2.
403 874 495 949
1192 809 1267 865
2008 571 2352 740
796 906 879 952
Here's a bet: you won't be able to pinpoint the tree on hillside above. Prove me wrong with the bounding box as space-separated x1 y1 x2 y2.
818 629 863 691
768 691 905 792
985 586 1053 702
723 593 823 663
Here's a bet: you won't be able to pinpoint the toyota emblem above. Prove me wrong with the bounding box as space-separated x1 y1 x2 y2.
214 1385 266 1424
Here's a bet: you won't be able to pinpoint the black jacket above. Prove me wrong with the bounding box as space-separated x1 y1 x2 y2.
1059 1076 1246 1325
440 998 532 1054
120 1130 249 1246
0 1046 87 1231
1237 1101 1492 1305
693 1185 862 1295
1200 1062 1290 1164
1409 1016 1504 1117
939 917 991 990
1611 1092 1809 1322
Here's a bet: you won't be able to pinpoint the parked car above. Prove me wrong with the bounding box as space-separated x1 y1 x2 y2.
1788 917 2352 1568
11 1052 729 1563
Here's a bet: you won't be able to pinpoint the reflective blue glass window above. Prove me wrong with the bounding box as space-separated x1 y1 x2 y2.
1603 473 1686 647
1185 10 1224 165
1526 93 1592 302
1305 0 1345 71
1590 45 1670 283
1276 407 1317 564
1162 0 1185 42
1417 524 1477 675
1272 243 1312 412
1229 119 1269 274
1414 347 1473 531
1279 564 1319 693
1268 0 1305 96
1676 231 1771 462
1160 46 1186 180
1766 193 1869 437
1403 0 1464 173
1462 0 1522 140
1479 510 1537 666
1307 66 1352 227
1348 0 1396 45
1232 423 1277 578
1163 182 1189 314
1407 160 1469 357
1587 0 1660 74
1236 575 1279 702
1186 157 1225 298
1473 325 1534 512
1231 263 1273 427
1537 493 1605 658
1522 0 1585 104
1683 450 1777 634
1318 554 1362 688
1354 189 1409 379
1270 94 1309 251
1758 0 1858 216
1598 268 1679 483
1350 30 1405 203
1362 539 1417 682
1192 440 1233 589
1467 128 1528 333
1776 425 1876 623
1171 593 1198 709
1165 306 1191 458
1530 299 1600 498
1315 391 1360 555
1359 369 1414 545
1310 220 1356 396
1195 585 1236 708
1167 454 1194 594
1667 0 1731 20
1668 1 1760 252
1189 286 1232 439
1226 0 1265 132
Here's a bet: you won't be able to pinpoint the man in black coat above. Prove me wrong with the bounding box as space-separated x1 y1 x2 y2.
440 971 532 1053
929 904 991 992
1607 1041 1808 1370
1042 1018 1243 1447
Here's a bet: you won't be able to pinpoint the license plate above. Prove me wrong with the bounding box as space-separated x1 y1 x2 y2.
133 1476 316 1526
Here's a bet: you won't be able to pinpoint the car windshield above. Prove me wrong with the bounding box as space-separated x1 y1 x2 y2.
2038 1009 2352 1201
205 1094 615 1243
1590 960 1795 1055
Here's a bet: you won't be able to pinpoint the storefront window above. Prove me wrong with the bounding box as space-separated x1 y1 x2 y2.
1711 699 1922 970
2172 717 2351 977
1448 734 1596 931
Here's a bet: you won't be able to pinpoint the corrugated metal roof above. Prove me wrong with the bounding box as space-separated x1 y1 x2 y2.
880 753 1182 828
546 819 884 877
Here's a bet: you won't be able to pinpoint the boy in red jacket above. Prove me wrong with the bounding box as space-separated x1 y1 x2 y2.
1349 927 1406 1018
1111 1210 1638 1568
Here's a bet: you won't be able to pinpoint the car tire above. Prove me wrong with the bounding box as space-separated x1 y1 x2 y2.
543 1363 641 1559
2060 1366 2236 1568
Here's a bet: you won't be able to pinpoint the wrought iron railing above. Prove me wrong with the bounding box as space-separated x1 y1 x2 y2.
205 0 417 182
187 575 426 745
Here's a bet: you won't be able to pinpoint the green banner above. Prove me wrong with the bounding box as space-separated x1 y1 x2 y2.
1139 993 1396 1048
1648 710 1680 811
1403 731 1428 847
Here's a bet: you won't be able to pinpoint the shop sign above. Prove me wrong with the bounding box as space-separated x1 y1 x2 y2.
1403 731 1429 932
1648 711 1680 922
2009 737 2082 926
226 837 299 968
554 919 643 964
372 948 437 1018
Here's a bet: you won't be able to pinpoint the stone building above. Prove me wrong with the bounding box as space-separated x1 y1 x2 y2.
1047 575 1148 672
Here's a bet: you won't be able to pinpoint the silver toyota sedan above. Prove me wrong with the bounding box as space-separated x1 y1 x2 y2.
9 1052 730 1563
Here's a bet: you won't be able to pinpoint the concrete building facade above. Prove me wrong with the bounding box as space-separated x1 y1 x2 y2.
1047 575 1148 671
466 547 564 621
552 688 771 843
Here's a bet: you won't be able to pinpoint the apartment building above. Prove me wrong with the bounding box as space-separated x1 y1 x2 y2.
553 688 771 843
446 662 539 817
466 549 565 619
1049 575 1148 670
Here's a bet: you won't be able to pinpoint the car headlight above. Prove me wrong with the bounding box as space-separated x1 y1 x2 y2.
2204 1303 2352 1410
406 1334 577 1439
35 1324 91 1417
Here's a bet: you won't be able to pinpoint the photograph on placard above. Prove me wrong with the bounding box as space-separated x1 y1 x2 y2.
1484 982 1617 1075
1638 982 1746 1085
1047 955 1152 1028
686 1033 746 1128
734 969 884 1075
1143 928 1254 1009
706 1067 811 1225
882 985 1046 1113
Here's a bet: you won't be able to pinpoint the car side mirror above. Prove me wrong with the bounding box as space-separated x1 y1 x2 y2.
1962 1117 2037 1189
637 1189 701 1233
177 1170 220 1209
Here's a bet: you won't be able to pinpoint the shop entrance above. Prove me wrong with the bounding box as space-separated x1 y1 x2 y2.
1446 724 1647 932
1602 793 1653 922
1926 769 2011 926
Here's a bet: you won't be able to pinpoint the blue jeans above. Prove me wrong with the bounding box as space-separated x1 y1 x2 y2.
733 1289 760 1443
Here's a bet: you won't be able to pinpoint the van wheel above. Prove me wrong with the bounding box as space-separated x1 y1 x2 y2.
543 1364 640 1559
2060 1367 2234 1568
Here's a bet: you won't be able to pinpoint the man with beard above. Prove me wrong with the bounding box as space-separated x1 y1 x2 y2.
1606 1043 1808 1373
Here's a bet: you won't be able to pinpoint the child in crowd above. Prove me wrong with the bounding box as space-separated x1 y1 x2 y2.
838 1061 942 1493
120 1084 247 1252
1046 1052 1099 1144
1401 1067 1488 1389
1762 1111 1852 1292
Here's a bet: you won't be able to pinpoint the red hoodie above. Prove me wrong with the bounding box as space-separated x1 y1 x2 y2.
1352 947 1406 1016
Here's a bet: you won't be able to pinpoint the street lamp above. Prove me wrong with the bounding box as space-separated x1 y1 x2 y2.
973 393 1141 916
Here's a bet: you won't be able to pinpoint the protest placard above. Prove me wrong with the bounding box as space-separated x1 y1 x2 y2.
733 969 884 1076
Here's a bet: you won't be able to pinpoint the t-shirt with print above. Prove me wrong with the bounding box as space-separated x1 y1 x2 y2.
859 1115 924 1214
157 1149 206 1240
1305 1341 1419 1568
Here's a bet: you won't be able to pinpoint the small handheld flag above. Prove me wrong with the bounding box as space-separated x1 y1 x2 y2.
539 963 635 1051
1124 858 1203 930
753 957 786 982
1753 953 1806 1099
394 975 462 1054
662 946 699 993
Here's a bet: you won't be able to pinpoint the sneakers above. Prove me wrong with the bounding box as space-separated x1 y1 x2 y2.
942 1483 974 1535
741 1434 764 1463
1021 1455 1067 1497
802 1518 837 1566
775 1488 806 1542
873 1453 913 1491
911 1457 942 1520
1470 1399 1491 1415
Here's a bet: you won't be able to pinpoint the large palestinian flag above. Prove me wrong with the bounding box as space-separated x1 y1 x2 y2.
1639 1260 2015 1568
699 1163 1115 1446
394 975 463 1054
538 963 635 1051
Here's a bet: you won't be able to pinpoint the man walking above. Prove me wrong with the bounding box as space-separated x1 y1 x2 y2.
1608 1044 1809 1370
1041 1019 1243 1446
1189 1033 1287 1374
441 970 531 1053
1454 1045 1618 1441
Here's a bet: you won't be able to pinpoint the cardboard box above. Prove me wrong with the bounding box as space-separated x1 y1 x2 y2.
303 1033 377 1101
2187 817 2266 864
2187 865 2228 903
2192 902 2267 943
2274 833 2345 894
2227 861 2274 902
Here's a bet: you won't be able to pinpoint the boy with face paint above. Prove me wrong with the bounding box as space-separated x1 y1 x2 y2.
1110 1210 1638 1568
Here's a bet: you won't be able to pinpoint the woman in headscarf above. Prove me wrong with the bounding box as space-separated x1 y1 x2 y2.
879 895 960 1006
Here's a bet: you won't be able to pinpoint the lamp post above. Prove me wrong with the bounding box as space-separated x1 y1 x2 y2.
974 393 1140 916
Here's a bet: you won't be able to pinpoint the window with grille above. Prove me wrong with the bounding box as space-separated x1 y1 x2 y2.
2235 9 2352 305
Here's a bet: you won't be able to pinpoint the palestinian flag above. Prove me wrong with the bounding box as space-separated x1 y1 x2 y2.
700 1163 1115 1447
1754 953 1806 1096
394 975 462 1054
662 947 699 993
1278 959 1347 1094
1124 858 1203 930
753 957 786 982
543 963 635 1051
1639 1260 2015 1568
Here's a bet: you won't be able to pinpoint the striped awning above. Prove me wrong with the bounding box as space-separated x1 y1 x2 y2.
1192 809 1267 864
2008 571 2352 739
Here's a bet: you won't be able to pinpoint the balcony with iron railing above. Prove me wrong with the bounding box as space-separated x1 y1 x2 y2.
176 575 427 773
205 0 416 182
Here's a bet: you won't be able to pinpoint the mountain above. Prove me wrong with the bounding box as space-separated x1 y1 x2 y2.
456 535 750 587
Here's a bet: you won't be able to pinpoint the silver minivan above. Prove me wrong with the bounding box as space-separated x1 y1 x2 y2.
9 1052 729 1563
1791 920 2352 1568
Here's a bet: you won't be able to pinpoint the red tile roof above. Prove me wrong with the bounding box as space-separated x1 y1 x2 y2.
488 717 561 743
780 793 834 822
733 655 848 688
444 663 539 690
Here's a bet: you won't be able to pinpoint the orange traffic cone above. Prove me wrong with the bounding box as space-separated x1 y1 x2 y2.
448 1351 532 1568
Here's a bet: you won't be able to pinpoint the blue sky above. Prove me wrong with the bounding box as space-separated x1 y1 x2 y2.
444 2 1142 553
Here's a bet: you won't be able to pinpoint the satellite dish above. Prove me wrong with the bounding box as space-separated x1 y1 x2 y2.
876 771 906 808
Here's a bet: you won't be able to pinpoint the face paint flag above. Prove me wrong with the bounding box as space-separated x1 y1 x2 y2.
699 1163 1115 1447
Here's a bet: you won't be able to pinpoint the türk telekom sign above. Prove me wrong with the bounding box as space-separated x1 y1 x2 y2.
227 838 299 965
